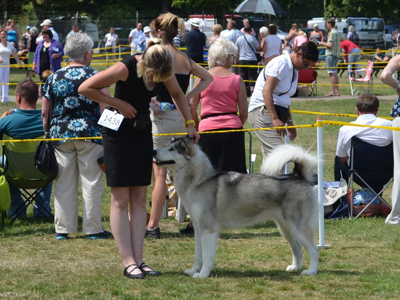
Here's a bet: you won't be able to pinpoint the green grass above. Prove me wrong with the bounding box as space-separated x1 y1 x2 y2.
1 60 400 299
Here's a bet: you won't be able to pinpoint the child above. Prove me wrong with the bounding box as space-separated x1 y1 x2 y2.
372 47 389 77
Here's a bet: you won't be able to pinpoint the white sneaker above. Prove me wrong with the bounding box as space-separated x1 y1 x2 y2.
1 98 10 103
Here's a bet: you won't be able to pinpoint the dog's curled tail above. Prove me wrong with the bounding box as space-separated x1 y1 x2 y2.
260 144 318 183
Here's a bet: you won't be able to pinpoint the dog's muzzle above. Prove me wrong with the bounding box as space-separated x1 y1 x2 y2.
153 149 175 166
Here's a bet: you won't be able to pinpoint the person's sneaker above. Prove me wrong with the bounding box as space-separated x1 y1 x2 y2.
86 230 113 240
179 223 194 234
55 233 69 240
145 227 160 239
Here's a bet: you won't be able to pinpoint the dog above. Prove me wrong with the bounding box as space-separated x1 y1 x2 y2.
153 137 319 278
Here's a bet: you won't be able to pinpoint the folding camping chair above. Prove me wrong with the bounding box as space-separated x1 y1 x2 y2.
347 136 393 218
348 61 374 96
1 134 55 224
298 66 318 96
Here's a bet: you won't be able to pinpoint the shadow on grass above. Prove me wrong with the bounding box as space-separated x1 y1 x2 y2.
155 230 281 240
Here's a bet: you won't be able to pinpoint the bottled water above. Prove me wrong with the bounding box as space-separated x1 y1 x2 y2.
159 102 175 111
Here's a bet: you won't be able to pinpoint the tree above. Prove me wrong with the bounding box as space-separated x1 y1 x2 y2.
1 0 29 23
325 0 398 20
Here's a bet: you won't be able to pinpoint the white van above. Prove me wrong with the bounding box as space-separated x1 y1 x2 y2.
307 17 346 38
344 17 386 49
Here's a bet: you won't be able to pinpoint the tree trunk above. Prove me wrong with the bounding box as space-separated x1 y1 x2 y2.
214 4 226 27
2 0 9 25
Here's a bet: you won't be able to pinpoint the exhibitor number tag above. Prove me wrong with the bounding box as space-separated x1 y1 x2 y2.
98 109 124 131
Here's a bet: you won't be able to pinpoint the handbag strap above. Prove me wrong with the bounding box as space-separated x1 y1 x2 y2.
243 34 257 56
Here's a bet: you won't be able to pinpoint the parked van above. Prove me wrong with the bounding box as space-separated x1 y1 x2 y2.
344 17 386 49
307 17 346 38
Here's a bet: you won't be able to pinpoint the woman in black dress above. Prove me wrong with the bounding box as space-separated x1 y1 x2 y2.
79 40 199 279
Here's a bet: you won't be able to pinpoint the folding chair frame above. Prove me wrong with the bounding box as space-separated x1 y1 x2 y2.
1 135 55 224
348 139 392 219
348 61 374 96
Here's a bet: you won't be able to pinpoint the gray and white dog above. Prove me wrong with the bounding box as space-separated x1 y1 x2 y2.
154 137 319 278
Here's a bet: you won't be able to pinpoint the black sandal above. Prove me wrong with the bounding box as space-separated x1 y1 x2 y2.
123 264 145 279
139 262 161 276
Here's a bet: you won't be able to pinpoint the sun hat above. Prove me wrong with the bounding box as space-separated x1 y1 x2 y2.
313 23 319 28
40 19 52 26
143 26 151 33
26 26 31 30
190 18 200 27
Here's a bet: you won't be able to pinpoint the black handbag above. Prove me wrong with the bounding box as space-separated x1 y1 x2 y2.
34 106 58 178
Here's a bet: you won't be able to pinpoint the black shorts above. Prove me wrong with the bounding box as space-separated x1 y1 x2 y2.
239 60 258 86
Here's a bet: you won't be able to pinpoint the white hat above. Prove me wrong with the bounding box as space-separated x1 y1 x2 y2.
190 18 200 27
313 23 319 28
40 19 52 26
143 26 151 33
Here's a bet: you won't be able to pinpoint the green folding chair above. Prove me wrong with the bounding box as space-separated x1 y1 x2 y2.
1 134 55 224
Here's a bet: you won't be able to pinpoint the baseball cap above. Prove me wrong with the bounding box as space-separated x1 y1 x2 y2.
40 19 52 26
26 26 31 30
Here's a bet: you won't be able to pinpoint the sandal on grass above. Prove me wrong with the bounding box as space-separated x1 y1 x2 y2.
139 262 161 276
123 264 145 279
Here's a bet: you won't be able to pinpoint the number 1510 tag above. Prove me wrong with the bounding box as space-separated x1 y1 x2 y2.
98 109 124 131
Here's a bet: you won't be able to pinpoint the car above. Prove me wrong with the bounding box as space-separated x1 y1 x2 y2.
277 29 289 42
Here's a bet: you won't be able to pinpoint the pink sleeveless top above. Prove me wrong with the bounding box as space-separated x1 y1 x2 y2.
199 74 242 132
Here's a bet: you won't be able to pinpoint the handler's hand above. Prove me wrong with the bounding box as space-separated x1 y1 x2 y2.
186 125 200 144
288 127 297 141
117 101 137 119
272 118 286 137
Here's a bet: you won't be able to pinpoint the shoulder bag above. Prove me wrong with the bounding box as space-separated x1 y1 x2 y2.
34 104 58 178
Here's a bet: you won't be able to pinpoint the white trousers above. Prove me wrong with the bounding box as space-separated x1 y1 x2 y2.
0 66 10 102
54 141 104 234
386 117 400 225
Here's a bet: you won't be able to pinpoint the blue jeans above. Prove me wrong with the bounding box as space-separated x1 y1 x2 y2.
348 48 361 77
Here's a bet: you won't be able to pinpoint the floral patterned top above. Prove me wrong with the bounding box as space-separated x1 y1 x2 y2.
43 66 103 145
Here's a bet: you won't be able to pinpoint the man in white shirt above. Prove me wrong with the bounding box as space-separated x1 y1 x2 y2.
220 21 243 44
248 42 318 159
235 25 260 94
128 23 143 54
36 19 59 42
334 94 393 185
66 24 81 40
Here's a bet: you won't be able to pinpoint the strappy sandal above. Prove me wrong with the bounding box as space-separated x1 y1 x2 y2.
123 264 145 279
139 262 161 276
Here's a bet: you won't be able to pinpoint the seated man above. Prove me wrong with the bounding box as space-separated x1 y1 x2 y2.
334 94 393 189
0 79 52 219
372 47 390 78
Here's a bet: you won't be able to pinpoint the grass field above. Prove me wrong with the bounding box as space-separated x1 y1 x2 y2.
1 59 400 299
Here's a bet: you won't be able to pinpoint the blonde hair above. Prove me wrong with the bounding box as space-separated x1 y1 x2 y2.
298 30 306 37
213 24 223 35
150 12 185 45
137 38 173 85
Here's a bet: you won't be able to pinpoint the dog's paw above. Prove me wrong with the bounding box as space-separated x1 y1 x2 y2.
286 264 302 272
184 269 197 276
301 269 317 276
192 272 210 279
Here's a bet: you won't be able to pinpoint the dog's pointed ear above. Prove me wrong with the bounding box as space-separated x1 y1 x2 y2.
181 137 195 157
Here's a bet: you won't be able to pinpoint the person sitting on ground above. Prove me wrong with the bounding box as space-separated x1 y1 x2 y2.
0 80 53 220
334 94 393 187
373 47 390 77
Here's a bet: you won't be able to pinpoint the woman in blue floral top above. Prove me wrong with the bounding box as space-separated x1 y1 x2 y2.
42 33 112 240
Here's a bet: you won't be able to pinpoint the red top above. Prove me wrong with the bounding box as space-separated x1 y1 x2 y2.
340 40 359 54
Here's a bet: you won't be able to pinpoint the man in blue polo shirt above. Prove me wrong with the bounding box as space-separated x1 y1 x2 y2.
0 79 52 219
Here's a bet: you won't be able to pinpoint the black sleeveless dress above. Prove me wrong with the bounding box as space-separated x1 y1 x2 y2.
102 55 158 187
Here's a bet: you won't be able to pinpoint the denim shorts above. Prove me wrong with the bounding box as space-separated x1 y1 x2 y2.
326 55 339 73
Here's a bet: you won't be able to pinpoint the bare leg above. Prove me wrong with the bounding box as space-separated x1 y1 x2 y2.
329 72 339 95
110 186 148 275
146 164 167 231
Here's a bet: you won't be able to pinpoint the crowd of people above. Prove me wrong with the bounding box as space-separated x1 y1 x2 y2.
1 14 400 280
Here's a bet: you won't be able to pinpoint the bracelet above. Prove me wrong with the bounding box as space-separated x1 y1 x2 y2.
185 119 195 128
287 119 293 123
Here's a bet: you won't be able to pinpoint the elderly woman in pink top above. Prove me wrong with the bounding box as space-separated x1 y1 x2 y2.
190 37 248 173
